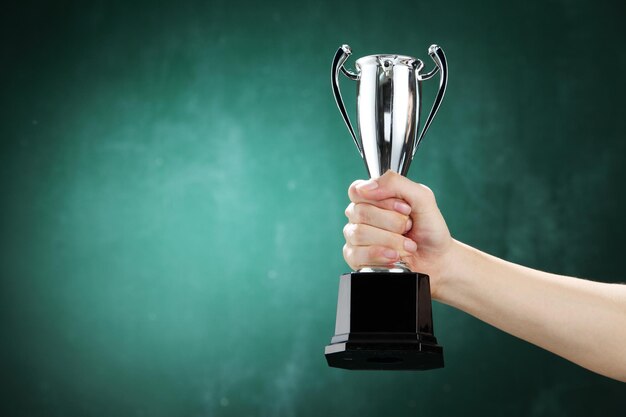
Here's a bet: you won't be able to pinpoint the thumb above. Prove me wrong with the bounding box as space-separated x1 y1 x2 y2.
354 171 437 214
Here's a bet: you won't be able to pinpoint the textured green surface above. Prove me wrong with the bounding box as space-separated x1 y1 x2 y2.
1 1 625 416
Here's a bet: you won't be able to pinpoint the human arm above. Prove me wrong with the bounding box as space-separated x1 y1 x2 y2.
343 171 626 382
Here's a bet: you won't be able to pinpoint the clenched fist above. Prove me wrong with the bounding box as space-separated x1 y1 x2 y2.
342 171 454 298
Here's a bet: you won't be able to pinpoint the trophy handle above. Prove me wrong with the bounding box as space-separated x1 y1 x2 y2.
332 44 363 157
413 44 448 158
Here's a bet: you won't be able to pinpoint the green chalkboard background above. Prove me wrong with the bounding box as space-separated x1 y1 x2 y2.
1 0 625 416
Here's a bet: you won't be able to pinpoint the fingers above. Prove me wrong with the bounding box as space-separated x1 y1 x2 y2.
348 172 437 214
343 223 418 255
345 202 412 235
344 173 446 272
348 180 411 212
343 244 400 270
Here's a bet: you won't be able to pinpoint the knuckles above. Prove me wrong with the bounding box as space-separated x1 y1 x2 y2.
348 180 365 201
342 243 351 259
350 203 370 224
343 243 382 270
343 223 363 244
344 202 355 219
342 244 359 270
342 223 351 240
342 223 355 242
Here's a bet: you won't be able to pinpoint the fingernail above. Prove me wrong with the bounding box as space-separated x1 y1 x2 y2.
393 201 411 215
405 219 413 233
356 179 379 191
383 249 398 259
404 239 417 252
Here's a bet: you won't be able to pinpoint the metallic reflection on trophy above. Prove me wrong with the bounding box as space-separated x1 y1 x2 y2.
325 43 448 370
332 43 448 179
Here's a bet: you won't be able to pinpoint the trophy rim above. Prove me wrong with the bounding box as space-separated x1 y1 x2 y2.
355 54 422 69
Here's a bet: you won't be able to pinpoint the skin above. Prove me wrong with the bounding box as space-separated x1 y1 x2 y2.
343 171 626 382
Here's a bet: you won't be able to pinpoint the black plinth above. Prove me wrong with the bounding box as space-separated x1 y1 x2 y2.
325 271 444 370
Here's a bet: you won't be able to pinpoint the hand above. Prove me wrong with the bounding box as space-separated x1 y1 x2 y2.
342 171 454 297
343 174 626 382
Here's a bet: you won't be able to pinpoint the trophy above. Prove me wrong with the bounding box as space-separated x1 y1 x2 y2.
325 43 448 370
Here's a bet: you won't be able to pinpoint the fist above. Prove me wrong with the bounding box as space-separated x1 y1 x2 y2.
342 171 453 294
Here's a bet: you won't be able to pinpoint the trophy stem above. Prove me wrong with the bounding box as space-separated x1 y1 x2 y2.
358 261 412 273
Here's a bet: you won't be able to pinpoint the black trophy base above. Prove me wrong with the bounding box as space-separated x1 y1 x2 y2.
325 271 444 371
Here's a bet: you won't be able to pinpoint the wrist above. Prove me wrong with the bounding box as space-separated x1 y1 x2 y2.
432 238 473 303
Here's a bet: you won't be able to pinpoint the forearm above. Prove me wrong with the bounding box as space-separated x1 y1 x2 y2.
436 240 626 382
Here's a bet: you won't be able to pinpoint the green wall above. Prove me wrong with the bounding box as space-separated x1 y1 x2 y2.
1 0 625 416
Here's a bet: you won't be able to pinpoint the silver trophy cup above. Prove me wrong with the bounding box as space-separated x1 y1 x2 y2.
325 43 448 371
332 44 447 178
